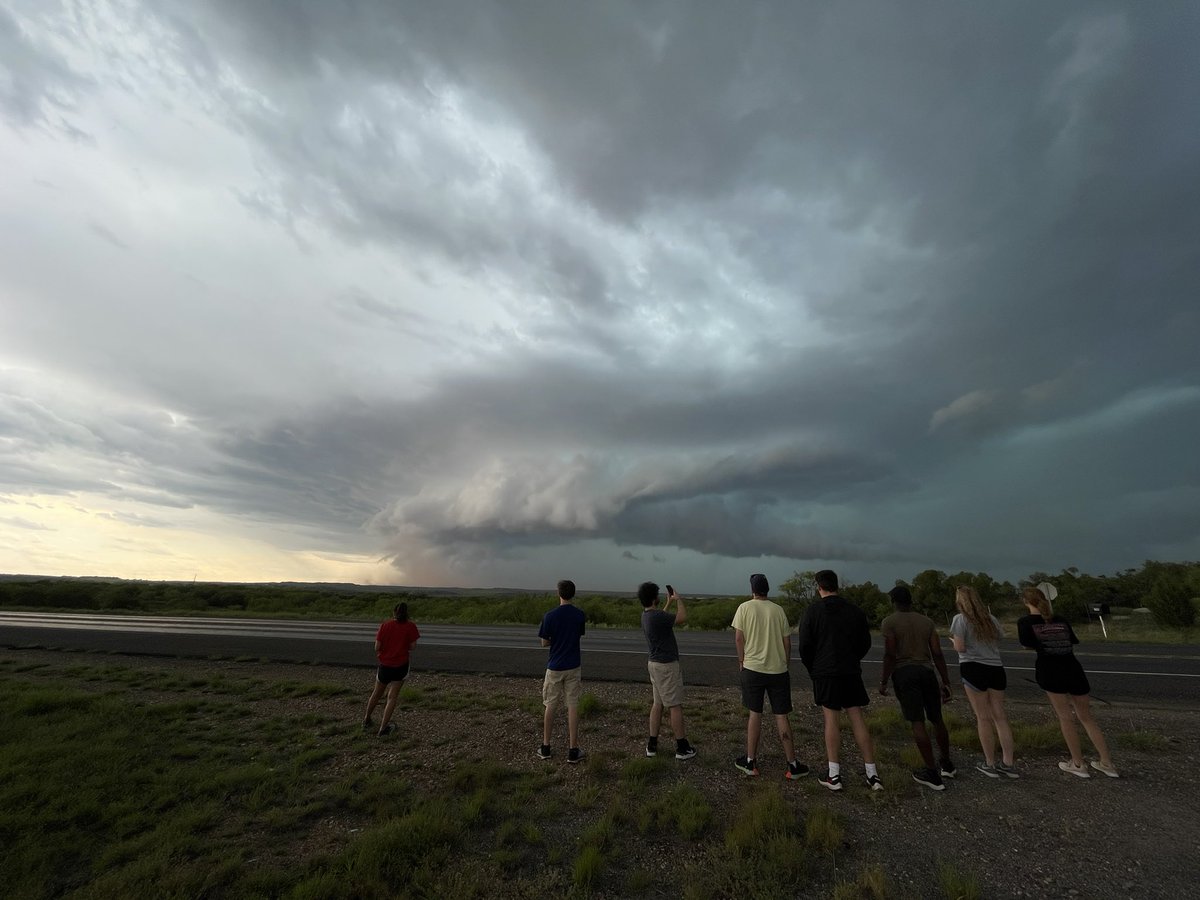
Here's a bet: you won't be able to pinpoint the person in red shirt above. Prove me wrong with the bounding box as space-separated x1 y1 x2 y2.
363 602 420 736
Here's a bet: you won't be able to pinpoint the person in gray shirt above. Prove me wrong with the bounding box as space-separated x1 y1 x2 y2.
639 582 696 760
950 585 1018 778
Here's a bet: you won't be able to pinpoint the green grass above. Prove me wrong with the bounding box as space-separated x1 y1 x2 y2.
4 651 1142 899
805 806 845 856
937 861 982 900
832 864 892 899
0 681 347 899
1118 729 1171 751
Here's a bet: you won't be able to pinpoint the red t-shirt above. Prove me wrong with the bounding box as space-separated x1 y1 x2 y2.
376 619 420 666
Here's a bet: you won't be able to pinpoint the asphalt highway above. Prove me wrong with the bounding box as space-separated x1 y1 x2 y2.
3 611 1200 707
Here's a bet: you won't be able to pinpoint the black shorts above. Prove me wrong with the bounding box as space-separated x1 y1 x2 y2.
812 674 870 711
1035 657 1090 696
891 666 942 723
741 669 792 714
377 663 410 684
960 661 1007 693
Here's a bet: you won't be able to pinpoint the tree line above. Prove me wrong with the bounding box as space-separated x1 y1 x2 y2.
0 560 1196 632
778 560 1200 630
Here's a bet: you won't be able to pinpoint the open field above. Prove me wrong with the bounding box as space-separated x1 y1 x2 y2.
2 648 1198 899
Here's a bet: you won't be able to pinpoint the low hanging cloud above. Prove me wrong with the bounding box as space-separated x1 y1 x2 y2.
0 2 1197 590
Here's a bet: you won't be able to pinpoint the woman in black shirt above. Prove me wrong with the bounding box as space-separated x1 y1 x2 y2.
1018 586 1118 778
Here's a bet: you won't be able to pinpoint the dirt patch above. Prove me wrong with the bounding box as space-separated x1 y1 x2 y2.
5 647 1198 899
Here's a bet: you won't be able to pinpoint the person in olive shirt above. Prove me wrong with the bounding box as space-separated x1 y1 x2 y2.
731 573 809 780
879 585 955 790
639 582 696 760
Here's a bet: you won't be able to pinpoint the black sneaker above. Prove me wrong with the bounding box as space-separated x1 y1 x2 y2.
377 723 395 737
536 744 552 760
913 768 945 791
818 771 843 791
567 747 585 764
866 773 883 791
734 756 759 776
646 737 658 758
675 742 697 761
940 760 957 779
362 720 374 733
785 760 810 780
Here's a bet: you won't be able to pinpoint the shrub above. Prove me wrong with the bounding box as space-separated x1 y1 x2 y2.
1146 577 1196 630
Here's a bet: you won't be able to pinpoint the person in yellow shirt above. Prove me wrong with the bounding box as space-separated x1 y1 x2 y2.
731 573 809 780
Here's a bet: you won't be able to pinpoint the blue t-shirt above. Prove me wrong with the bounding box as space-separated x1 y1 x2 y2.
539 603 587 671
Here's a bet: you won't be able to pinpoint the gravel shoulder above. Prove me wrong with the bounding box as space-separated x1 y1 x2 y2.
6 647 1198 899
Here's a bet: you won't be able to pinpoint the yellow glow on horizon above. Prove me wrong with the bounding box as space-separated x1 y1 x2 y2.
0 492 401 585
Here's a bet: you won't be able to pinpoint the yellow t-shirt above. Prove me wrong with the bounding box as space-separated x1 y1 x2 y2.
732 599 790 674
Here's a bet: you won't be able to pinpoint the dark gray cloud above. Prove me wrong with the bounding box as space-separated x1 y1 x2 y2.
0 0 1197 589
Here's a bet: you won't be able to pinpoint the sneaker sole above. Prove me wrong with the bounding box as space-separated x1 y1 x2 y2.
734 765 758 776
1090 762 1120 778
645 751 657 757
818 780 843 791
996 766 1020 779
976 766 1001 778
912 778 945 791
1058 763 1090 778
785 770 810 780
867 780 883 791
676 753 697 761
568 756 585 765
940 770 957 779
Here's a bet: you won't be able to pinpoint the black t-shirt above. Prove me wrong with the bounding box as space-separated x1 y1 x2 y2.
799 595 872 677
1017 614 1079 662
642 609 679 663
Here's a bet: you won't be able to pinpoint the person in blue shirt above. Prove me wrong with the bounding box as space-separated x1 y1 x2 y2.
537 579 588 763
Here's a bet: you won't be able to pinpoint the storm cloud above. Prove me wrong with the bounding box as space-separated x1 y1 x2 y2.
1 0 1197 591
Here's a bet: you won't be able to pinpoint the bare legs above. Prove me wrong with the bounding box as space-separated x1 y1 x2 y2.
910 719 950 770
988 692 1016 766
746 711 762 759
544 703 581 749
649 702 687 740
822 706 875 765
364 679 403 735
964 686 1015 766
1047 692 1114 768
744 711 796 762
364 680 385 726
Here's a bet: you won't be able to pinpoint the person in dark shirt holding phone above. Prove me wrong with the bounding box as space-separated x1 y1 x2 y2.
639 582 696 760
1018 586 1118 778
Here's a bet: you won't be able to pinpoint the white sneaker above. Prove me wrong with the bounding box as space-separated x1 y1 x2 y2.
1058 760 1090 778
1090 760 1120 778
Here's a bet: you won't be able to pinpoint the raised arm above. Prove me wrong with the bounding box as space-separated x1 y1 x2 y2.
673 592 687 626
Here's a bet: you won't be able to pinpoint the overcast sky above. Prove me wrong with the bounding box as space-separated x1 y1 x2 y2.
1 1 1197 593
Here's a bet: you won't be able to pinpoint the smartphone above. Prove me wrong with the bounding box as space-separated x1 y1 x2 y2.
665 584 675 597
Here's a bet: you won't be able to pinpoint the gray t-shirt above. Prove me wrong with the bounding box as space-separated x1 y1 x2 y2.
949 613 1004 666
642 609 680 663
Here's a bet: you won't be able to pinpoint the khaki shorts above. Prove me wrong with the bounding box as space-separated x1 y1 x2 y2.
648 660 684 708
543 667 583 708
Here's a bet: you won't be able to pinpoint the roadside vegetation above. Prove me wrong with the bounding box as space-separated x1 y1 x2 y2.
0 653 1181 899
1 558 1197 640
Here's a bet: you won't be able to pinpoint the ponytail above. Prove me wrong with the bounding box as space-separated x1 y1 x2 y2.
1021 586 1052 619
